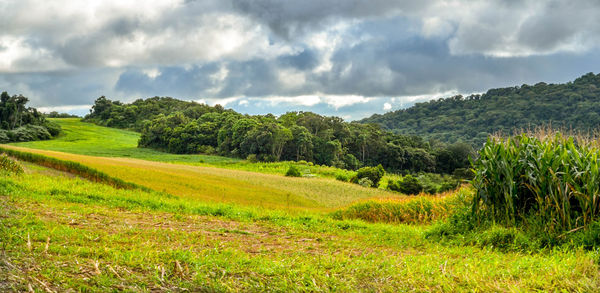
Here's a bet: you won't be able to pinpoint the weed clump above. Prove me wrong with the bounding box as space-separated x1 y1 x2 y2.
0 154 23 174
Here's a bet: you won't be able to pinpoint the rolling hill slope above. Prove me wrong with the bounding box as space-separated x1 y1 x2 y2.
360 72 600 146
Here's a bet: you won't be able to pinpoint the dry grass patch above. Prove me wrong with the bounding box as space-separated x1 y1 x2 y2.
1 145 400 211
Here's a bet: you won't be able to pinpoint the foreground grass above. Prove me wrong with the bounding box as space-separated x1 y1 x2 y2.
1 170 599 292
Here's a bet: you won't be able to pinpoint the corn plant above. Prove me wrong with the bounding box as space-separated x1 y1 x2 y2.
471 131 600 233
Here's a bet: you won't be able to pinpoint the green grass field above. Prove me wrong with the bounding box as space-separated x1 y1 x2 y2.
2 168 599 291
3 119 600 291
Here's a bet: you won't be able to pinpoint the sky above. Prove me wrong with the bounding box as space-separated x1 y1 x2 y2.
1 0 600 120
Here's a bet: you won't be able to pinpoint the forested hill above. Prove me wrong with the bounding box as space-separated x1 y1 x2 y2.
360 72 600 146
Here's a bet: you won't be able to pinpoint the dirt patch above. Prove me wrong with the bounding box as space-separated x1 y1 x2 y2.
25 201 341 257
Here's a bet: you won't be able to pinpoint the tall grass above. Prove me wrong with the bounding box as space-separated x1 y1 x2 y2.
472 130 600 233
332 187 471 224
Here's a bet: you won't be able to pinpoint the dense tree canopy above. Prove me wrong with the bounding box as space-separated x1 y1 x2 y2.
361 73 600 147
85 96 473 174
0 91 60 143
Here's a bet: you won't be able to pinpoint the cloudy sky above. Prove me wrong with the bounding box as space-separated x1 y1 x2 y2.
1 0 599 119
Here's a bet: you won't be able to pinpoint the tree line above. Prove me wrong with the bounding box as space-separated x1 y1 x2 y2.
85 96 473 174
0 91 60 143
361 72 600 147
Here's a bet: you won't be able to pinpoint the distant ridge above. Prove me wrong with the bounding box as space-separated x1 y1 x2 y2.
359 73 600 146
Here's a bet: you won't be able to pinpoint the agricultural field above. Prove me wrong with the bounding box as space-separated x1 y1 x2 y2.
2 165 599 291
2 119 600 291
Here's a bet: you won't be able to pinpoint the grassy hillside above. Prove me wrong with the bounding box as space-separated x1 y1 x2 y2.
10 118 362 179
2 168 599 291
10 118 236 164
360 72 600 146
2 144 403 211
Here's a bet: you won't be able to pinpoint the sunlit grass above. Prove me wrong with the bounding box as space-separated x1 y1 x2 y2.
332 187 472 224
10 119 407 185
1 170 599 291
2 144 403 211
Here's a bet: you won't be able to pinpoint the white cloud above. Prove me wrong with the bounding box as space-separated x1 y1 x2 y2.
321 95 373 109
37 104 92 113
395 90 460 107
277 68 306 89
0 1 295 72
383 102 392 111
265 95 322 107
142 68 161 79
421 17 453 38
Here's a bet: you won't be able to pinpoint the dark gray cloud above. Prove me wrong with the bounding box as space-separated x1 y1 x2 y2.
1 0 600 119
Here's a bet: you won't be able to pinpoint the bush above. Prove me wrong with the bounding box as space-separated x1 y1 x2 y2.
358 177 373 187
285 165 302 177
356 164 385 187
335 172 351 182
246 154 258 163
0 130 9 143
197 145 216 155
397 175 423 195
44 121 62 136
11 125 52 142
439 179 460 193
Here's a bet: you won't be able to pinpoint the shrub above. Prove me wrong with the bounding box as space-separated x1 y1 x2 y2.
397 175 423 195
0 130 9 143
358 177 373 187
439 179 460 193
246 154 258 163
11 125 52 142
335 172 351 182
285 165 301 177
44 121 62 137
356 164 385 187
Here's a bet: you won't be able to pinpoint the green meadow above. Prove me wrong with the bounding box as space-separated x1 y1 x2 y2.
11 118 357 180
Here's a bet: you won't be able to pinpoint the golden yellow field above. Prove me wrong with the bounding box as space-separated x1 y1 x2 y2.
2 145 404 211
